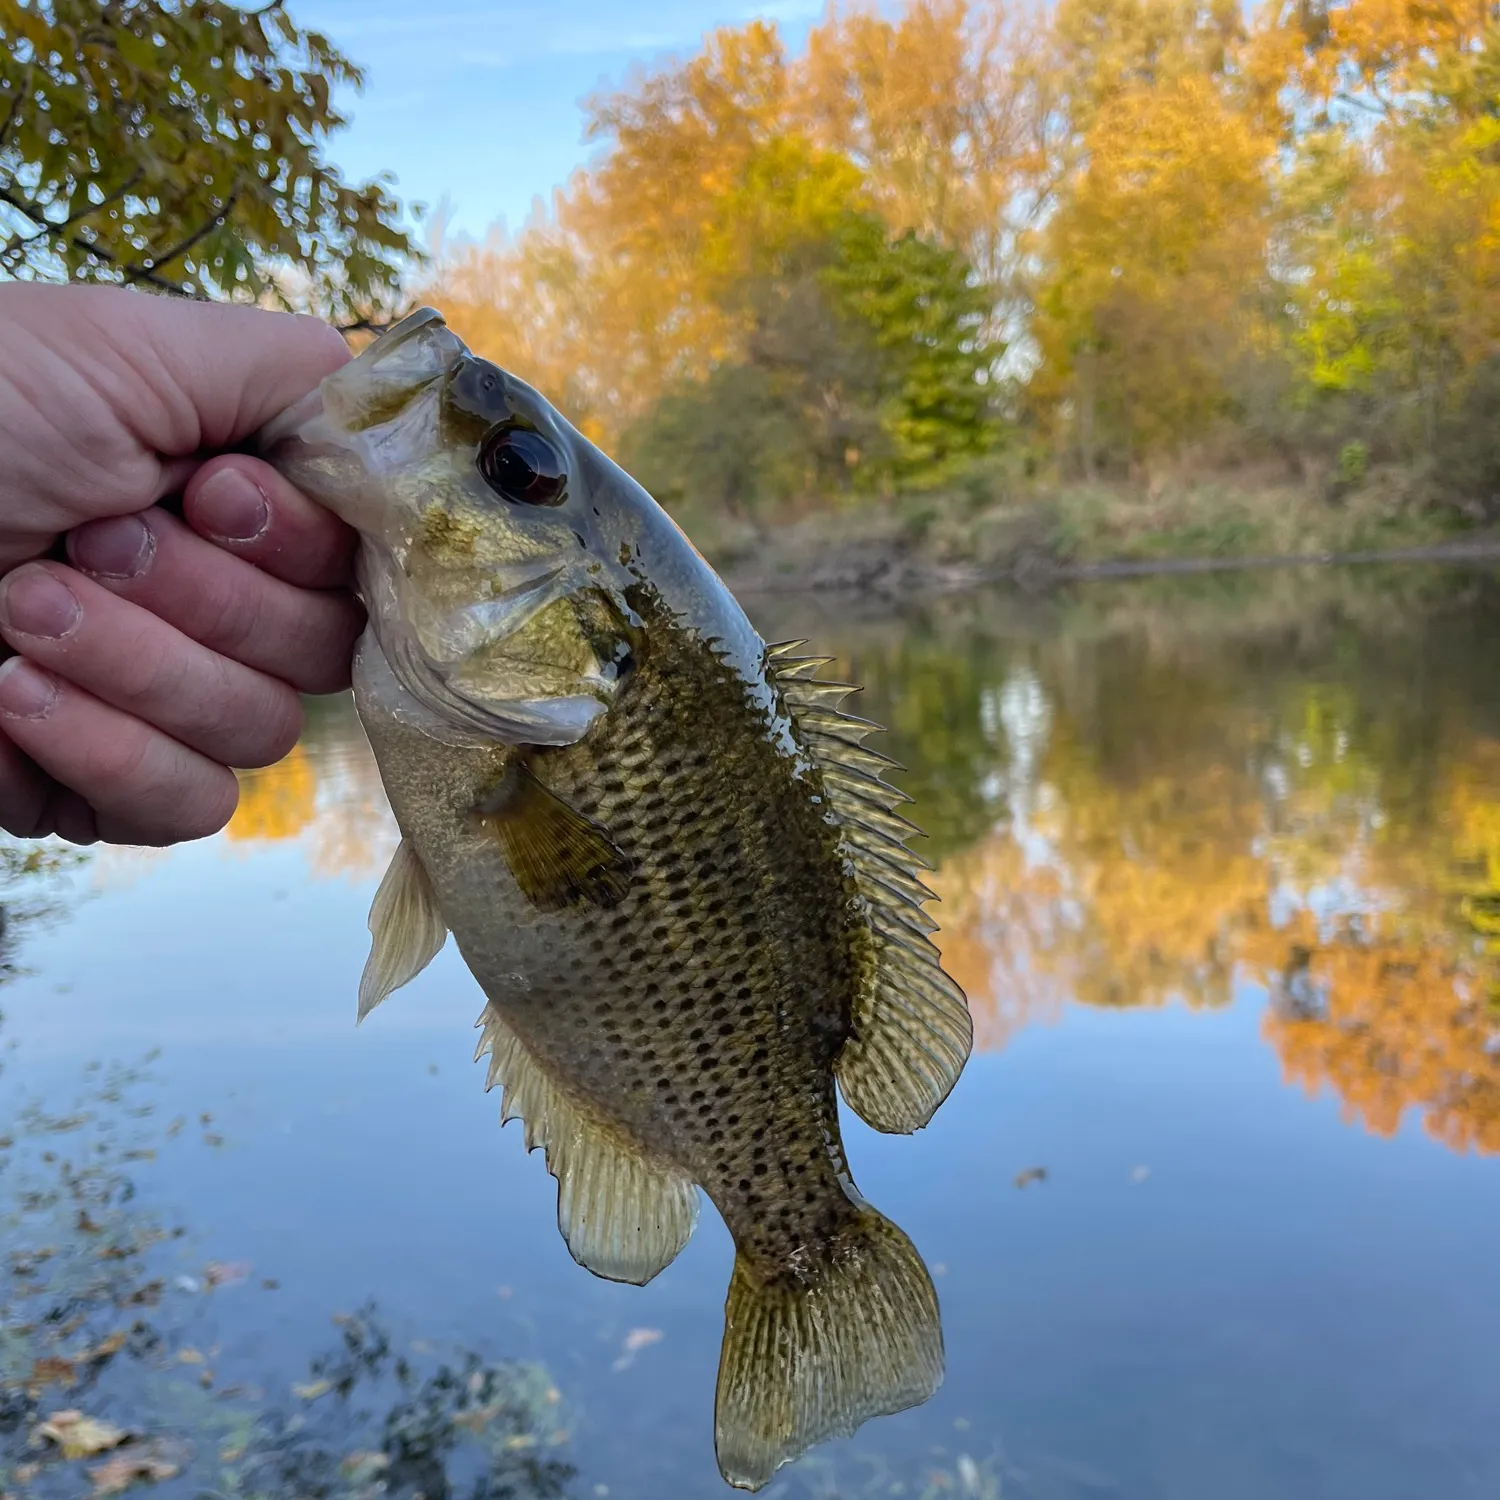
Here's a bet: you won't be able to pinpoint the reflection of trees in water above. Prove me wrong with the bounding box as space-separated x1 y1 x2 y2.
227 695 398 881
827 570 1500 1156
228 573 1500 1153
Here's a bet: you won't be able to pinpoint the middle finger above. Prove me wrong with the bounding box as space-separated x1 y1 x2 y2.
66 507 363 694
0 562 303 768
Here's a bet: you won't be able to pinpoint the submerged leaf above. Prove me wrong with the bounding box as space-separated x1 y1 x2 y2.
37 1410 132 1459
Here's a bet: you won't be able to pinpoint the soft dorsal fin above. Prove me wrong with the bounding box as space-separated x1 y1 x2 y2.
474 1005 700 1285
767 641 973 1135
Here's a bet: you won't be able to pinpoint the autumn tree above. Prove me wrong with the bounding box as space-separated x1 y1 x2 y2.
0 0 415 321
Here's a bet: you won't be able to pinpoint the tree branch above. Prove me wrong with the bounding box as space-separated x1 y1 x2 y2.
125 192 238 282
0 183 190 292
0 65 32 154
12 169 145 248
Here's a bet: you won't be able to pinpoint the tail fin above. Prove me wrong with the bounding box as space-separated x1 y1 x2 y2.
714 1205 944 1491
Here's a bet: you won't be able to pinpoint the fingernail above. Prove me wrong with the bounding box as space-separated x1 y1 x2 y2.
0 568 81 640
0 657 58 720
68 514 155 579
196 469 270 542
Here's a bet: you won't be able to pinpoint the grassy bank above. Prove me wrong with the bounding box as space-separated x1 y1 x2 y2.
674 461 1500 593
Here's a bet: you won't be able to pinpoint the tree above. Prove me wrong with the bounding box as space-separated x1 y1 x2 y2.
0 0 415 321
1028 73 1274 472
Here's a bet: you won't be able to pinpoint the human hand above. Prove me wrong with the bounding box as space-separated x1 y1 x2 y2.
0 283 365 846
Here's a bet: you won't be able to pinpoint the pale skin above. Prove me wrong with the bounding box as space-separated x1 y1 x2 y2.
0 282 365 846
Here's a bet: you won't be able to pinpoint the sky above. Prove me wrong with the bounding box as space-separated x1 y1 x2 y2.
291 0 832 249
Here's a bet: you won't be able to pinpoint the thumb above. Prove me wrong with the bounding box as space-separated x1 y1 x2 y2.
21 283 352 456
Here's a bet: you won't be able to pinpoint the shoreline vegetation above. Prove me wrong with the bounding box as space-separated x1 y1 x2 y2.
8 0 1500 594
684 472 1500 596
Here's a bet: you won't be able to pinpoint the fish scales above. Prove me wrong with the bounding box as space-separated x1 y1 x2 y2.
260 308 973 1491
366 597 867 1265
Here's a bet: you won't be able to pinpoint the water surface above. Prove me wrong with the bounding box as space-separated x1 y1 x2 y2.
3 565 1499 1500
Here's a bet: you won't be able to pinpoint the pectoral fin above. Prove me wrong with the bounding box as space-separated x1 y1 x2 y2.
359 838 448 1021
474 760 633 911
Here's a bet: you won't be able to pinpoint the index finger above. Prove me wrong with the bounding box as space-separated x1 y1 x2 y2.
183 454 357 591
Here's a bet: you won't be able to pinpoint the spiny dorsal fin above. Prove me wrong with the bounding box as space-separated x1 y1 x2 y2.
766 642 973 1135
474 1005 699 1284
359 838 448 1022
473 758 633 912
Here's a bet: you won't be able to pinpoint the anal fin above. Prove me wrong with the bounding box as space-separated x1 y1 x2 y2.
359 838 448 1022
475 1005 699 1284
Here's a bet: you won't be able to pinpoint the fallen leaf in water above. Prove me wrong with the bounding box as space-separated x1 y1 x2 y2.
292 1380 332 1402
176 1348 205 1366
37 1410 131 1459
611 1327 663 1372
203 1261 251 1290
88 1450 179 1495
341 1452 391 1483
220 1443 247 1463
121 1150 156 1162
84 1332 128 1363
28 1355 77 1390
76 1210 103 1234
1013 1166 1048 1189
164 1118 184 1139
504 1434 536 1452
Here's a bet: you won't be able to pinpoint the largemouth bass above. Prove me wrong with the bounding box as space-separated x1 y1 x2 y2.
260 308 973 1490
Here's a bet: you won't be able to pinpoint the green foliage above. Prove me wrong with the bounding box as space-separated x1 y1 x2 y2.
1432 356 1500 521
1337 440 1369 487
0 0 416 320
622 157 1000 516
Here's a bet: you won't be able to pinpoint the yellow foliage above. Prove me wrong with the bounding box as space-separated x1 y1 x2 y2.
226 747 317 845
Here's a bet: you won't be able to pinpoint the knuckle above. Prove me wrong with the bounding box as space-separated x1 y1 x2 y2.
201 577 266 659
79 724 152 792
235 691 303 769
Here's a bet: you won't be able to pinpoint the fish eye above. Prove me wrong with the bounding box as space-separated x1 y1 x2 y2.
476 425 568 507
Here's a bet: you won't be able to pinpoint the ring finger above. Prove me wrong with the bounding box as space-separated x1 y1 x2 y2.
0 562 304 768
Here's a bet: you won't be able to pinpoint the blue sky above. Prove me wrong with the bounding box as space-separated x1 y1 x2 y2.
292 0 831 247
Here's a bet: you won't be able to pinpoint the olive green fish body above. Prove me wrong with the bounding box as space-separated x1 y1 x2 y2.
261 309 973 1490
364 600 866 1260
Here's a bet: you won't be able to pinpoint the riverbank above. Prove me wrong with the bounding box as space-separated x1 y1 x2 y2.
683 466 1500 596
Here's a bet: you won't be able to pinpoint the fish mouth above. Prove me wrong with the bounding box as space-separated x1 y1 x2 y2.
256 306 461 462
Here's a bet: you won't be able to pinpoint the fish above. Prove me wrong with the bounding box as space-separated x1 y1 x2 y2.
259 308 973 1490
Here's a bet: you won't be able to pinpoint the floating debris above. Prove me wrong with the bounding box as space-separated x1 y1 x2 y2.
1013 1167 1048 1190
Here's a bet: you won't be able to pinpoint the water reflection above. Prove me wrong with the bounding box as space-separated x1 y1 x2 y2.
226 566 1500 1157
